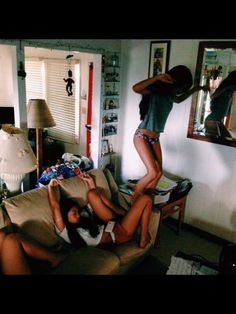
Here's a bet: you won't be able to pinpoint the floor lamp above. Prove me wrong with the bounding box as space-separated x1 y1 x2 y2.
0 126 37 195
27 99 56 180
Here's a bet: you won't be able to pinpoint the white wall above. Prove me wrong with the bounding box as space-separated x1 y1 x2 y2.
119 39 236 243
0 44 19 125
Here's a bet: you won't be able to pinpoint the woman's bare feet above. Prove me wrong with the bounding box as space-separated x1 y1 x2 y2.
139 232 151 248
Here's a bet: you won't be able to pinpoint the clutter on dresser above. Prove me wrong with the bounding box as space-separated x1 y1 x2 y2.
125 173 192 205
36 153 93 187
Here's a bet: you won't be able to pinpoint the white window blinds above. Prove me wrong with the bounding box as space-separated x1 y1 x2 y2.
25 60 44 100
25 58 80 144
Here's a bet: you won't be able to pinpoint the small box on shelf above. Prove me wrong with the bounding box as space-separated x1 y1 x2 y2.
104 82 119 96
104 70 120 82
105 53 119 68
101 138 115 156
104 98 119 110
102 112 118 124
102 124 117 137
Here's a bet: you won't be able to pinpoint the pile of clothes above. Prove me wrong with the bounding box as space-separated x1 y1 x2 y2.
36 153 93 187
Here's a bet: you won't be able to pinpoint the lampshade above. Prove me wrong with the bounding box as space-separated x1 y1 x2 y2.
27 99 56 128
0 126 37 194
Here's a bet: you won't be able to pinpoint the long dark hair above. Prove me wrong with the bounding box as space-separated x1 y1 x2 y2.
139 65 193 120
59 196 102 248
212 70 236 96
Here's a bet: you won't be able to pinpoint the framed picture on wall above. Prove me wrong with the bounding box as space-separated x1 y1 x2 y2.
101 139 109 155
148 41 171 78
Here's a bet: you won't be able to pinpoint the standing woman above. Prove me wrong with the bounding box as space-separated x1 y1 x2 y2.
132 65 207 201
204 70 236 129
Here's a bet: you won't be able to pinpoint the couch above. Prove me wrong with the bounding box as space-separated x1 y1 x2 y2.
0 168 160 275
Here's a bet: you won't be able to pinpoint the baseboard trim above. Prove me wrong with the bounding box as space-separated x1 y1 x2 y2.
164 217 230 246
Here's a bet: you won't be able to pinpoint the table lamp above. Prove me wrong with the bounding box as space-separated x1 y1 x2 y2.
0 126 37 195
27 99 56 180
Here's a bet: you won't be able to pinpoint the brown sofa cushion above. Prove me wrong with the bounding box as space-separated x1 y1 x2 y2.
3 186 59 247
52 247 120 275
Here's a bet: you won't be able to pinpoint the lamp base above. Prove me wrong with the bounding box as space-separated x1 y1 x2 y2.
0 173 25 195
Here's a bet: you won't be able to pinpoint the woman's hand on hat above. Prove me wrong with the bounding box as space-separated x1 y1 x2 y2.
157 73 175 84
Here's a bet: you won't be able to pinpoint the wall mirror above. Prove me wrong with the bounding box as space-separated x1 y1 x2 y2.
188 41 236 147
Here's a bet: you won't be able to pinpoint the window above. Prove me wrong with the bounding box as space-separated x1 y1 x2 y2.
25 58 80 144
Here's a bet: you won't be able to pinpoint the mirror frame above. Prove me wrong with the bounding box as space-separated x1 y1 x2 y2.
187 41 236 148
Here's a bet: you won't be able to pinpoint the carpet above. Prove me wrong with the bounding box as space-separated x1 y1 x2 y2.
129 255 168 275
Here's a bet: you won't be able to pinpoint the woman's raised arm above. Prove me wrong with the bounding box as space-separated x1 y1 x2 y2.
132 74 173 94
48 179 65 232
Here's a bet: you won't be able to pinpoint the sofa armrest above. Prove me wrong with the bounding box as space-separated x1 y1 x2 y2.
116 191 131 211
0 204 13 233
103 168 119 195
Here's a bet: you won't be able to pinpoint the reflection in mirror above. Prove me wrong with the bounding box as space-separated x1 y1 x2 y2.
188 41 236 147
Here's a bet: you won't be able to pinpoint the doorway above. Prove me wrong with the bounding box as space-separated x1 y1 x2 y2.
24 46 102 168
86 62 93 158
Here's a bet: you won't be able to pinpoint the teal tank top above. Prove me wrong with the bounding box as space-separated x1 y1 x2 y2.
205 90 233 122
138 93 174 133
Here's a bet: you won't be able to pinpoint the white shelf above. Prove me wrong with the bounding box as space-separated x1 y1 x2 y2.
100 52 120 179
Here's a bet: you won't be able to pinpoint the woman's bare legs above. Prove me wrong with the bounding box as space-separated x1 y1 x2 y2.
89 191 152 248
0 229 7 255
121 194 152 248
87 189 116 222
1 233 67 275
138 198 153 247
1 233 31 274
133 135 162 201
145 141 163 190
81 172 117 221
86 179 152 248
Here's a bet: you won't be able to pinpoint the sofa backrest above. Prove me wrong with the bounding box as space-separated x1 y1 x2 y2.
59 168 112 206
2 186 59 247
0 168 113 247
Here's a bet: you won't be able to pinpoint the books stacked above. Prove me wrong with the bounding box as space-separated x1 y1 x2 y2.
119 175 178 205
156 175 178 192
152 190 170 205
119 184 133 195
152 175 178 204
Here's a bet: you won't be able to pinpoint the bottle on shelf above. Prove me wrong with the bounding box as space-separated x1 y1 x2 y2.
109 143 113 153
111 53 119 67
